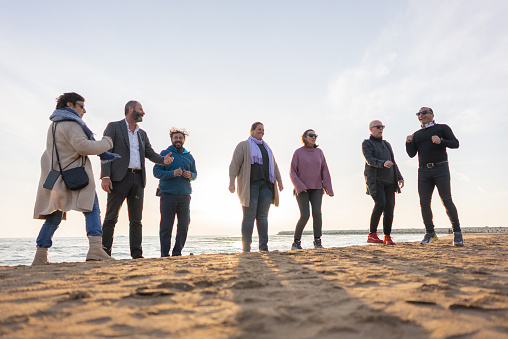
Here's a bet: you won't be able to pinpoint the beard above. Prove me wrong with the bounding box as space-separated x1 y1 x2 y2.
134 111 143 122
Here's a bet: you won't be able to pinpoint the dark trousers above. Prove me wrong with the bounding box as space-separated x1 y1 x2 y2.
241 181 272 251
418 163 460 233
370 183 395 235
102 172 144 258
159 193 191 257
294 189 323 240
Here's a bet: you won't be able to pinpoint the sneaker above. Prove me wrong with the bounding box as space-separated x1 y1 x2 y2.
383 235 395 245
367 233 383 244
420 232 438 245
313 238 324 249
453 232 464 246
291 240 302 250
259 247 269 252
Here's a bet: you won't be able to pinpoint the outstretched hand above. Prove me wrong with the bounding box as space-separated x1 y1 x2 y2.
164 152 174 165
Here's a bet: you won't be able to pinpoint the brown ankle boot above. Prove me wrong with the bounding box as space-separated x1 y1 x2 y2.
32 247 49 265
86 236 114 261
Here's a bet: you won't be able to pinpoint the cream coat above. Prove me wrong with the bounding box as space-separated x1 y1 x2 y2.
229 140 283 207
34 121 113 219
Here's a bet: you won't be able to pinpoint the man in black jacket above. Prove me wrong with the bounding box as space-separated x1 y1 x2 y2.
406 107 463 246
101 101 173 258
362 120 404 245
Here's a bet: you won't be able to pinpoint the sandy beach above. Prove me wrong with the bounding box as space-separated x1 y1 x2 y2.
1 233 507 339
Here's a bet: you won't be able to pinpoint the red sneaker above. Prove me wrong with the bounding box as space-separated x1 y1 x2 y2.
383 235 395 245
367 233 383 244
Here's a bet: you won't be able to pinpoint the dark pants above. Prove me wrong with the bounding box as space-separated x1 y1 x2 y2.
241 181 273 251
418 163 460 233
102 172 144 259
159 193 191 257
294 189 323 240
370 183 395 235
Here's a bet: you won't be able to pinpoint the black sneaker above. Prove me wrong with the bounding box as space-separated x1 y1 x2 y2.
453 232 464 246
420 232 438 245
313 238 324 249
291 241 302 250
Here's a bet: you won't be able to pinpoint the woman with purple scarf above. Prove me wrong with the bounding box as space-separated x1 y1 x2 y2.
229 122 284 252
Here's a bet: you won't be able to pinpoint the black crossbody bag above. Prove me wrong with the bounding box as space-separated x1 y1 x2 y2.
52 122 89 191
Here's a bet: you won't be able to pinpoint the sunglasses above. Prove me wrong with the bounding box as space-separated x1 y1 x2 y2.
416 110 432 116
306 133 318 138
372 125 385 130
75 103 85 109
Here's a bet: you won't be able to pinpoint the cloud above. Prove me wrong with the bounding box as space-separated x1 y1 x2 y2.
327 0 508 133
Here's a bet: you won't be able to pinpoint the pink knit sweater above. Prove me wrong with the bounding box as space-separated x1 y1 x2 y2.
290 146 333 195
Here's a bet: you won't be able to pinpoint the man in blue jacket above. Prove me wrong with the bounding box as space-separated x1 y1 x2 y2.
153 128 197 257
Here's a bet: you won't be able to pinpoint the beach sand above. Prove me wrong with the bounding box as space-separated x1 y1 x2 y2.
1 234 507 339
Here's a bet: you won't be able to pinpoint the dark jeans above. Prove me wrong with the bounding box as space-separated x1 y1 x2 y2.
418 163 460 233
102 172 144 259
294 189 323 240
370 183 395 235
159 193 191 257
241 181 273 251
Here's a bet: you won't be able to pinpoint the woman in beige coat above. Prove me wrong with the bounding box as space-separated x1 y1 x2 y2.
229 122 283 252
32 92 117 265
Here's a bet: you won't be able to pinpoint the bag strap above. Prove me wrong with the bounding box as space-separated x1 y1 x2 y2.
52 122 87 175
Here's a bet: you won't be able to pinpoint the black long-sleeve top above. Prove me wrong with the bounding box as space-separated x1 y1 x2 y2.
406 123 459 166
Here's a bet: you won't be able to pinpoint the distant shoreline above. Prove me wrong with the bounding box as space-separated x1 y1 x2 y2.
277 226 508 235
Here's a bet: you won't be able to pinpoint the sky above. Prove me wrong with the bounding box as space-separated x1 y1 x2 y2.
1 0 507 239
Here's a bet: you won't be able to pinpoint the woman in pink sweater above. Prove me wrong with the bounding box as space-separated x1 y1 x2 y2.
290 129 334 249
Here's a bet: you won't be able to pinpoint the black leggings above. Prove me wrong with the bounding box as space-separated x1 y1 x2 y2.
370 183 395 235
294 189 323 240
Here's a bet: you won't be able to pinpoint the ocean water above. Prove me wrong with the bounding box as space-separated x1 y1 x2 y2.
0 234 425 267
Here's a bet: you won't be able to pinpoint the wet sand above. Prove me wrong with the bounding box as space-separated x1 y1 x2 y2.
1 234 507 338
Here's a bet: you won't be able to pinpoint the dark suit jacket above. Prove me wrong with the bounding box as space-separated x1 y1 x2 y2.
101 119 165 188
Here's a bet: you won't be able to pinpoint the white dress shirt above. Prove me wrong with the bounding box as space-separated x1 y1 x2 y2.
125 119 141 169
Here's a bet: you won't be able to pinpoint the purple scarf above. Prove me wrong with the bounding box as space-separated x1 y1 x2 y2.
248 135 275 183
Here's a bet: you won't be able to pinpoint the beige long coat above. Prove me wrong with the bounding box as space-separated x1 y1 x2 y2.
33 121 113 219
229 140 283 207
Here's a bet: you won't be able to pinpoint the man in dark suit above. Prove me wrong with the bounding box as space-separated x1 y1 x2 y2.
101 101 173 259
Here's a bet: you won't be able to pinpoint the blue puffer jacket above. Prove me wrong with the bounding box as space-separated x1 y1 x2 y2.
153 145 197 195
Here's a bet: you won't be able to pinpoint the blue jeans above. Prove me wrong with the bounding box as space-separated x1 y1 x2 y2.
241 181 273 251
159 193 191 257
36 194 102 248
